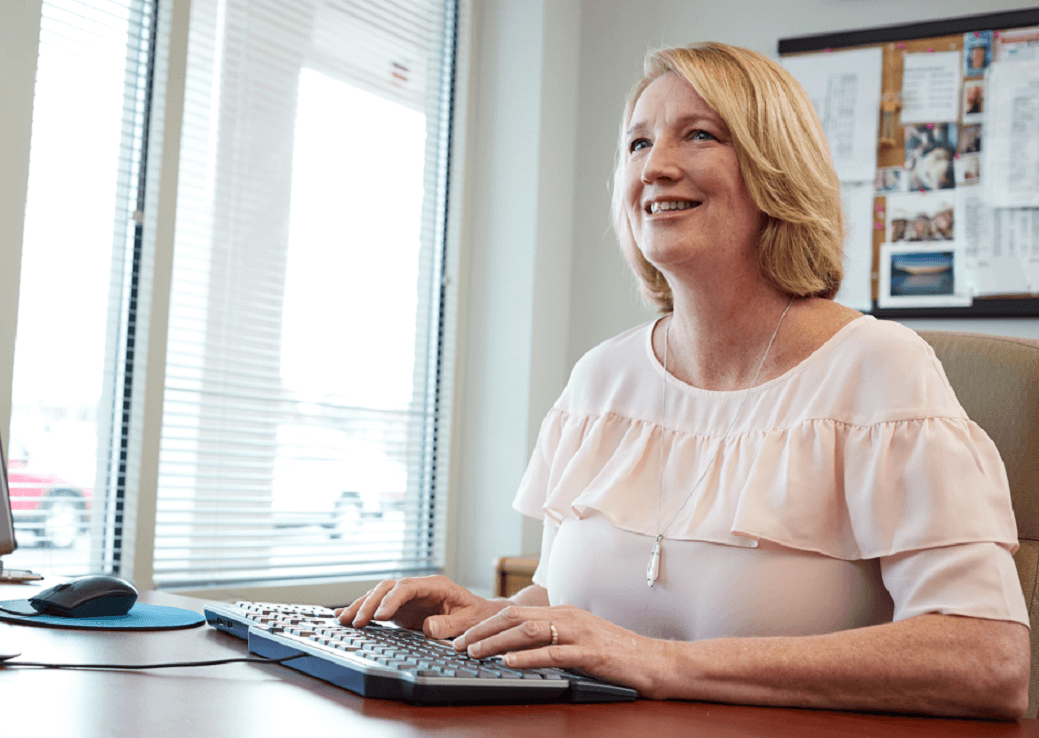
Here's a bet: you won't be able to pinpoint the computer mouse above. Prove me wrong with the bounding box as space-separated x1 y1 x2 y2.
28 575 138 618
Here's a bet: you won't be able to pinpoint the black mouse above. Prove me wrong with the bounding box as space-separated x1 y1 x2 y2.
28 575 138 618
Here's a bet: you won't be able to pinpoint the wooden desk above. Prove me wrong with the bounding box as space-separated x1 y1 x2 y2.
0 581 1036 737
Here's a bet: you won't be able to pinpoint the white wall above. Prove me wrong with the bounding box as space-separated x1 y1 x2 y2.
447 0 581 591
566 0 1039 372
0 0 42 458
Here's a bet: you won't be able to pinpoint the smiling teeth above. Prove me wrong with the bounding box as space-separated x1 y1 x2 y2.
650 201 696 214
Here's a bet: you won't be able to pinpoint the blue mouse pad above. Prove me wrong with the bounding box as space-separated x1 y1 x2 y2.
0 599 205 630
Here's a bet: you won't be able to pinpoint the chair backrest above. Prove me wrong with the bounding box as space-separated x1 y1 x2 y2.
917 330 1039 717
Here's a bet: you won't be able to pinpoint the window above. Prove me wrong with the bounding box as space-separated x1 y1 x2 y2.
152 0 459 587
7 0 460 589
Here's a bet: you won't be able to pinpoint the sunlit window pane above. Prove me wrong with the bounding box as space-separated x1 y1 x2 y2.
7 0 146 574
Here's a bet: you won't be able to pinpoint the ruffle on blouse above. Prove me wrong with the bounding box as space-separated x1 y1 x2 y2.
513 406 1019 561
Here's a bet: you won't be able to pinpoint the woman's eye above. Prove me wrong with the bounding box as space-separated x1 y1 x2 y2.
689 129 716 141
629 138 650 153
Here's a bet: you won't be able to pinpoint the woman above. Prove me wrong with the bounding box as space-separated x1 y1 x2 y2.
908 213 936 242
338 43 1029 719
933 207 954 240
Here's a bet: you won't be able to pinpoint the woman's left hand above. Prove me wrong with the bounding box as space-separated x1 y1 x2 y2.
452 604 673 698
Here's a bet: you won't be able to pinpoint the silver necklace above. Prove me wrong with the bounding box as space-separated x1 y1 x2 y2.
647 296 793 587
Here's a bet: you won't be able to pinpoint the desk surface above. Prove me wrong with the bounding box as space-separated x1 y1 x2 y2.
0 582 1035 738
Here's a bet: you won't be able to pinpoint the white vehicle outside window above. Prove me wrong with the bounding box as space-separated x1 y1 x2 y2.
271 424 407 537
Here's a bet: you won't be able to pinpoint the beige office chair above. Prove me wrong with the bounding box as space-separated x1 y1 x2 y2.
917 330 1039 717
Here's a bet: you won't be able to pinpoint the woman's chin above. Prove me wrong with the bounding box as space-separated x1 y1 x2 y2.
640 244 742 278
638 243 705 270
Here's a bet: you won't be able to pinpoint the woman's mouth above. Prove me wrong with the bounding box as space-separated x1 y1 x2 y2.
646 200 700 214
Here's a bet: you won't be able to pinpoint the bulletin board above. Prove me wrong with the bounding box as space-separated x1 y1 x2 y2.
780 8 1039 318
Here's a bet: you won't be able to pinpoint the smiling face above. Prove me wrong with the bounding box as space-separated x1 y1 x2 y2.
621 73 762 285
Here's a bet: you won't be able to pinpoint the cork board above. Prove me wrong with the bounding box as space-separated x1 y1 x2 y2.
780 8 1039 318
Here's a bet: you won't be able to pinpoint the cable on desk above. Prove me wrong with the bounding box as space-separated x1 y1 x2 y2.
0 652 308 670
0 605 44 617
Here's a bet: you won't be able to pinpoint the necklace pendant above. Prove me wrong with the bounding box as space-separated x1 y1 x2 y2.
646 536 662 587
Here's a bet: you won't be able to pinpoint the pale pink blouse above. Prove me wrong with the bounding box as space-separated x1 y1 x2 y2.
513 316 1028 639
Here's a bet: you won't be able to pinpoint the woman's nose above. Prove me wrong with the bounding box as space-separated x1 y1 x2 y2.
641 140 682 184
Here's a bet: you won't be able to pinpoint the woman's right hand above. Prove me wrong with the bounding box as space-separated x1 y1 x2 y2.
334 575 508 639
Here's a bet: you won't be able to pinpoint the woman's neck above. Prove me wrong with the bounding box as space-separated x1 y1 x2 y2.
660 280 795 391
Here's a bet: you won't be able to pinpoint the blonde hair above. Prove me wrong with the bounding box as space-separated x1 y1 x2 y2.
611 43 844 312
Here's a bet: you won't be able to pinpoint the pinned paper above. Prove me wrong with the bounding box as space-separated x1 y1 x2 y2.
782 47 882 182
901 51 961 123
836 181 875 311
981 60 1039 207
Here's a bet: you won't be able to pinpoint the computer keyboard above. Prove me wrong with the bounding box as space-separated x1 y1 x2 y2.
204 601 638 704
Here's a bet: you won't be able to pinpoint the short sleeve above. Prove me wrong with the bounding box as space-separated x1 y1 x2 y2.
880 542 1029 627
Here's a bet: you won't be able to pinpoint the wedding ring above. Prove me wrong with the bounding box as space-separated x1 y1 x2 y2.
548 621 559 647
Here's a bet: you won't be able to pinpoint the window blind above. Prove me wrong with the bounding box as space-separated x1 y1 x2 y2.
152 0 458 587
7 0 157 577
